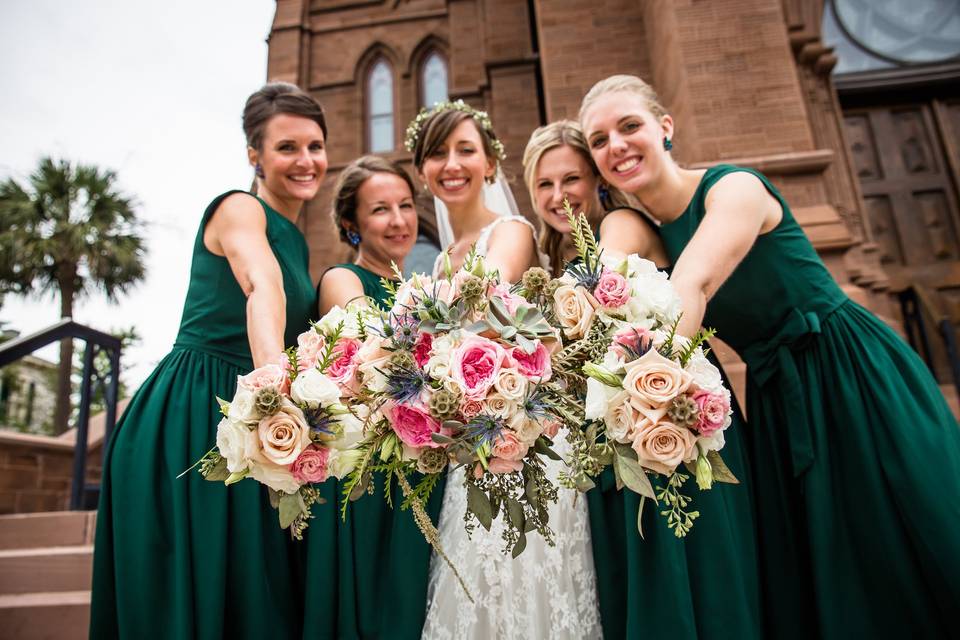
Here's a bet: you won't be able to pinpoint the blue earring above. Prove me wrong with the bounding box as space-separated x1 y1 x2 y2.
663 137 673 151
346 230 361 247
255 163 265 178
598 184 610 203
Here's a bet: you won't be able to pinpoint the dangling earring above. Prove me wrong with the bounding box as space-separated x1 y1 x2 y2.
255 163 265 178
597 183 610 204
663 137 673 151
346 230 361 248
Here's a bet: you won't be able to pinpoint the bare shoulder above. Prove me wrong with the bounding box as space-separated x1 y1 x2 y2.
211 192 266 230
320 266 363 290
488 218 536 244
706 171 772 209
319 266 365 313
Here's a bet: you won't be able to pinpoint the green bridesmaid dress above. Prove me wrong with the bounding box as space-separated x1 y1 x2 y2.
90 191 317 639
582 218 762 640
659 165 960 638
302 263 446 640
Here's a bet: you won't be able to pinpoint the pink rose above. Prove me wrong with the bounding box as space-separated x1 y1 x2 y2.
541 419 561 439
594 268 630 308
460 398 484 419
612 326 653 359
413 332 433 368
290 444 331 484
693 390 730 436
296 330 325 372
631 418 697 475
240 363 289 395
480 458 524 475
488 283 526 315
510 341 552 382
386 402 443 449
450 336 506 399
492 431 529 461
327 337 362 385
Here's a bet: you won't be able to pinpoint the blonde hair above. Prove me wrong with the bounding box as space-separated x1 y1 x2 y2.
522 120 636 276
578 74 668 125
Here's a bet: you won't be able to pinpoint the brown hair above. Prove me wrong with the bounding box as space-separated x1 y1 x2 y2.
410 108 500 182
243 82 328 151
522 120 636 276
331 156 417 245
578 74 668 126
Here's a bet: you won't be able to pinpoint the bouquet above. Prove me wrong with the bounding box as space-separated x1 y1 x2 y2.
186 304 374 538
342 254 581 559
551 203 738 537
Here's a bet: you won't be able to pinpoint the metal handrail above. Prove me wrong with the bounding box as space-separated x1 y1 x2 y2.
897 285 960 400
0 318 122 509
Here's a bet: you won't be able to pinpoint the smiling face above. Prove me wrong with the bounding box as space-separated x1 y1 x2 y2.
351 172 418 267
249 113 328 206
581 91 673 196
533 144 600 235
418 118 495 208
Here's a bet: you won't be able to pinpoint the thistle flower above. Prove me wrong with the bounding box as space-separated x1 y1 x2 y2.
667 395 700 428
254 388 282 417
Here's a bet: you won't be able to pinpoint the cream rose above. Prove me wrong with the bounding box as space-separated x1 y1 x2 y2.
215 417 259 473
553 284 599 339
508 412 542 445
291 368 341 407
356 335 392 393
622 348 692 409
603 391 640 444
494 368 528 402
631 418 697 475
256 401 311 466
227 385 258 423
484 393 516 420
685 352 724 393
248 460 300 494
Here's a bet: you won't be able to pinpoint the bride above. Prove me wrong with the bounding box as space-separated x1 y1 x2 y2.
407 100 603 639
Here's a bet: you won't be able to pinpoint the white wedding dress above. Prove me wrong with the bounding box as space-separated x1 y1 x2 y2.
422 216 603 640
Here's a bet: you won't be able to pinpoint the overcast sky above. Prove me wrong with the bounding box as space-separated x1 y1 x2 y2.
1 0 276 386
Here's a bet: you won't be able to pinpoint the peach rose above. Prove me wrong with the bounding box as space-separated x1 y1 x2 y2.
631 418 697 475
486 458 524 475
553 284 599 339
239 363 289 394
492 430 529 461
296 329 325 372
622 348 692 409
603 391 641 444
256 401 311 466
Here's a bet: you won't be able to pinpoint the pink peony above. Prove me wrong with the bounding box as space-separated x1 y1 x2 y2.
240 363 289 395
510 341 552 382
291 444 331 484
693 390 730 436
386 402 443 449
488 283 526 315
492 431 529 461
413 332 433 368
449 336 506 399
595 268 630 307
327 337 362 385
296 330 325 372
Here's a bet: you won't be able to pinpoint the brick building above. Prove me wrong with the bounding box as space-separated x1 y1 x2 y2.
266 0 960 381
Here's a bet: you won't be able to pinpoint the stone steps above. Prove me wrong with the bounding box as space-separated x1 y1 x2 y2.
0 512 94 639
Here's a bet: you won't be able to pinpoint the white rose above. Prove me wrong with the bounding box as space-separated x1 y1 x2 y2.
626 271 681 324
327 449 364 479
215 417 259 473
425 334 455 379
494 368 528 402
331 410 365 451
227 385 258 423
291 368 341 407
626 254 659 277
585 377 619 420
698 428 726 454
248 460 301 494
685 351 724 393
484 393 516 420
317 305 361 339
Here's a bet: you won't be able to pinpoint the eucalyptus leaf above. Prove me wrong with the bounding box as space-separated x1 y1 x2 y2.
613 451 657 500
524 474 539 503
523 518 537 533
506 498 525 531
349 472 370 501
268 487 281 509
575 475 596 492
512 530 528 558
202 456 230 482
707 451 739 484
534 437 563 461
431 432 457 444
278 492 304 529
467 483 493 531
637 495 646 539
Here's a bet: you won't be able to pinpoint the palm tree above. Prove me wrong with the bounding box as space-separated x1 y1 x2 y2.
0 157 146 434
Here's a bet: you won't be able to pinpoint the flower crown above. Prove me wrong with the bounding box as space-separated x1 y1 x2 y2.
404 99 506 163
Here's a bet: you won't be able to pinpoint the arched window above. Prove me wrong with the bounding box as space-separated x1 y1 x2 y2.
421 51 449 108
367 58 394 152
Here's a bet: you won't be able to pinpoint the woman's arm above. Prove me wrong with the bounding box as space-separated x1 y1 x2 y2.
670 172 781 336
205 193 288 368
598 208 669 268
484 220 538 283
318 268 366 315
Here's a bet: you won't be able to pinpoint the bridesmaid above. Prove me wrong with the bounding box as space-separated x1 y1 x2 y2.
523 120 762 640
304 155 445 639
580 74 960 639
90 82 325 639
